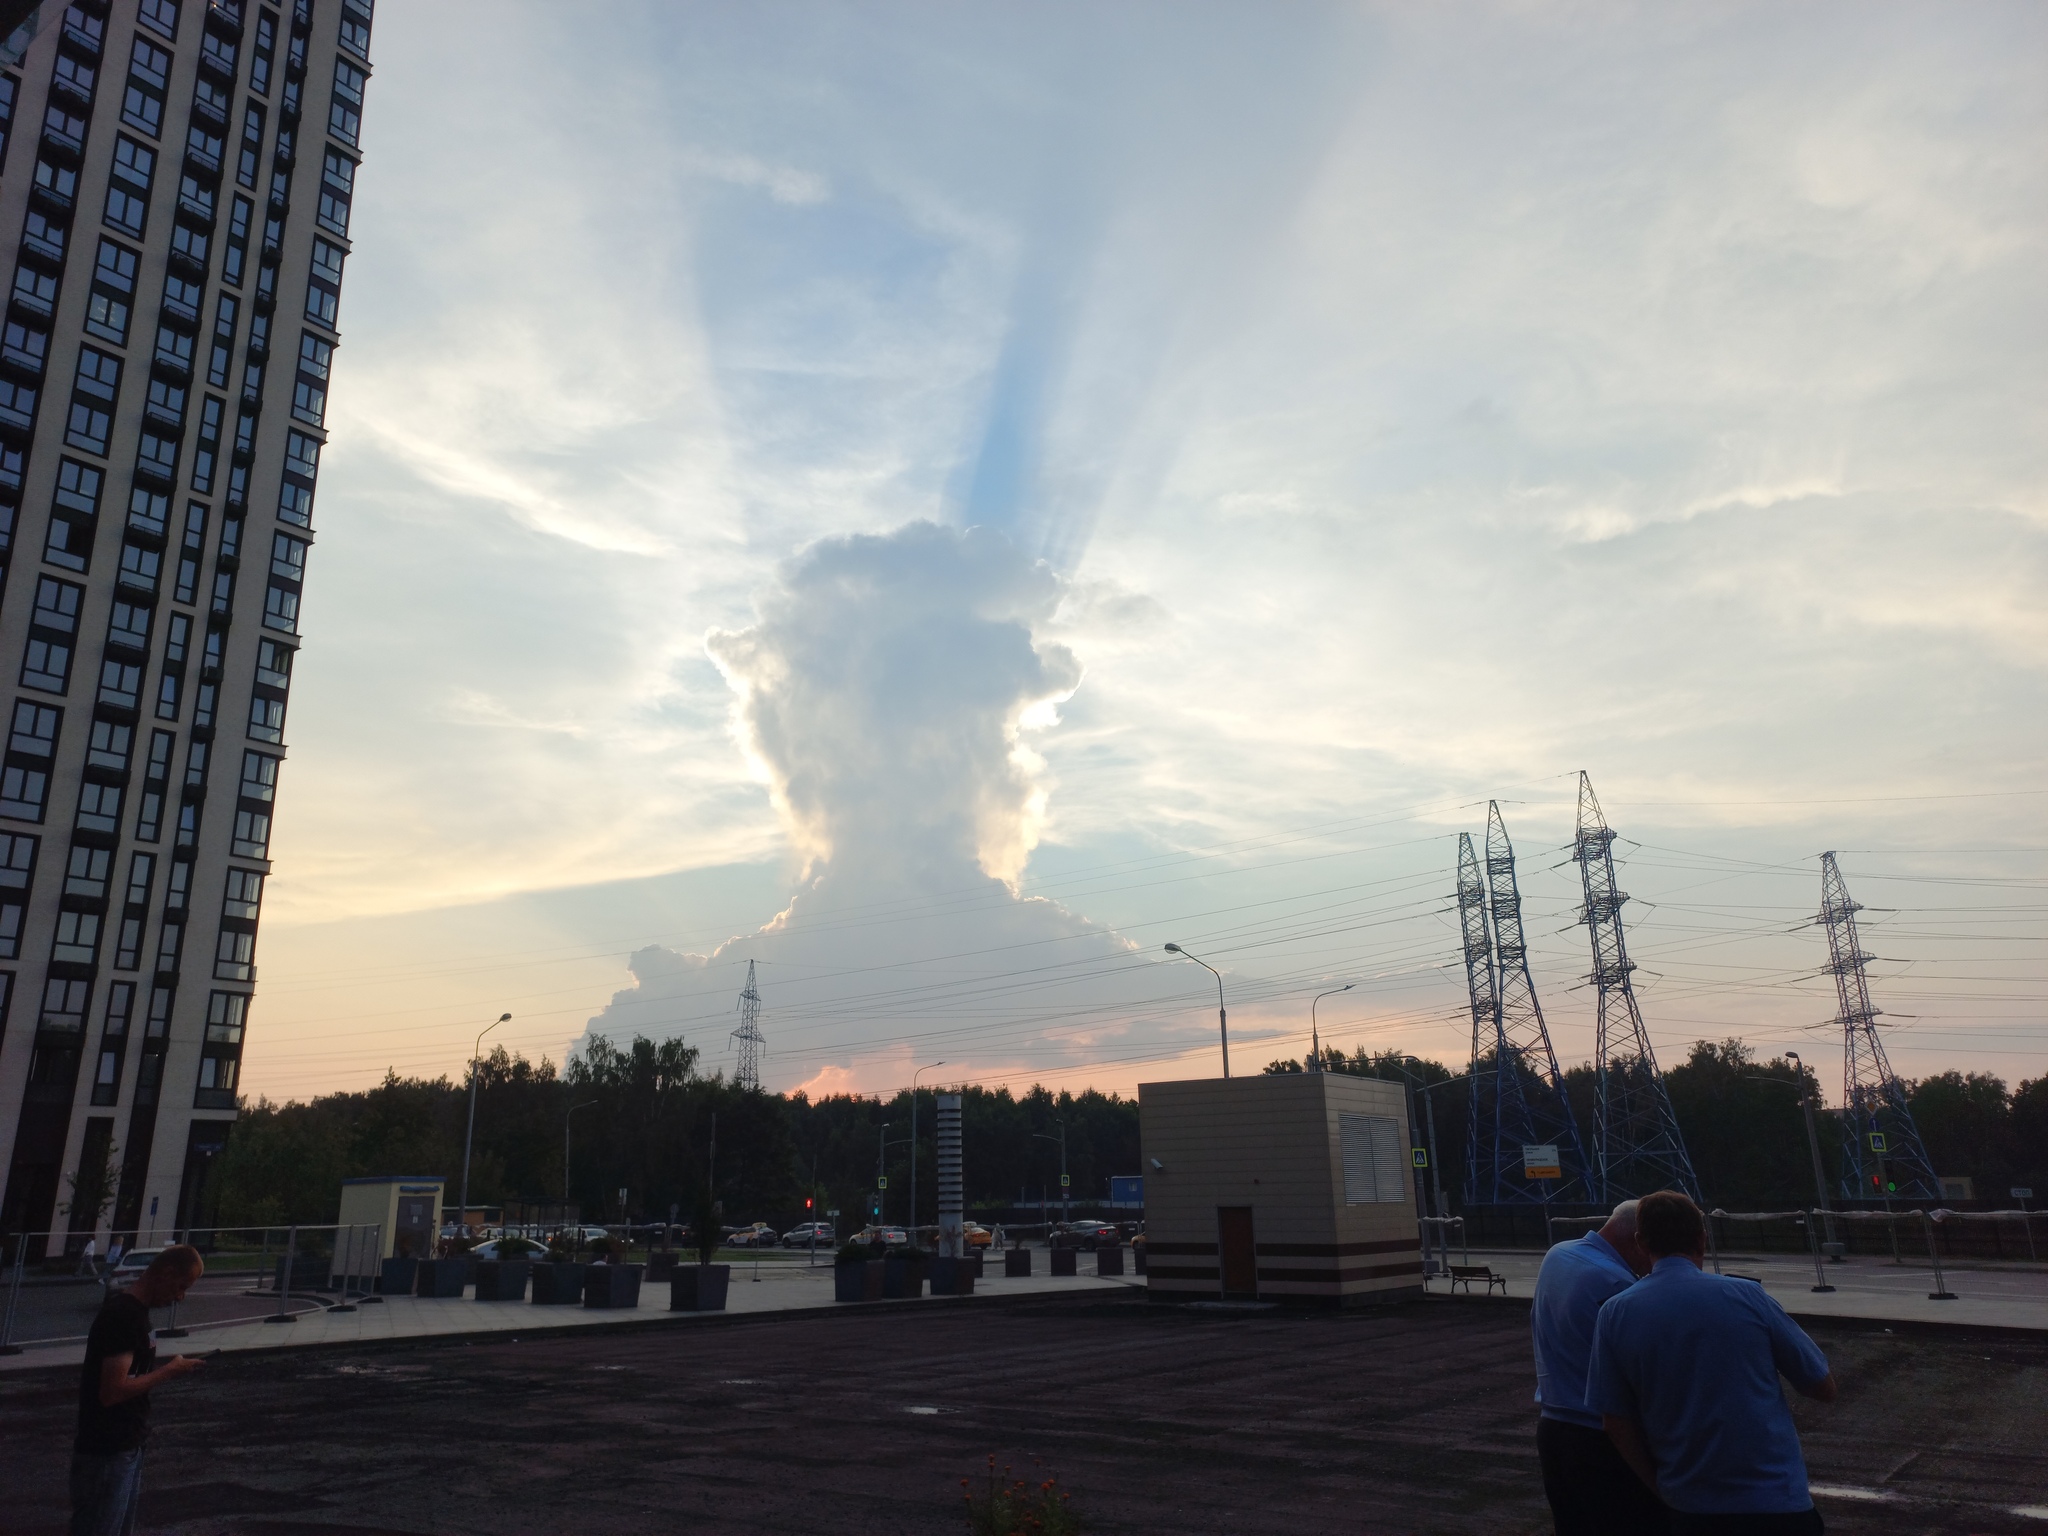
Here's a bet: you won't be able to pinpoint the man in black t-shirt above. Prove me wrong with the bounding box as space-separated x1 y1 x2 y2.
73 1244 205 1535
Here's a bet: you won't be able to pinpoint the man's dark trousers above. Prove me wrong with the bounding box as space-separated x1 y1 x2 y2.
1538 1417 1669 1536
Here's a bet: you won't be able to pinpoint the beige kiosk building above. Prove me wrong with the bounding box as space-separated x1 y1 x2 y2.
336 1174 442 1261
1140 1073 1423 1305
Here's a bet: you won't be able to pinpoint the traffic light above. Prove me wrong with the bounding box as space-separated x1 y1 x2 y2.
805 1196 814 1210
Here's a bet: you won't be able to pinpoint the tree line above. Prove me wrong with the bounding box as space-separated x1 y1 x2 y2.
1263 1037 2048 1209
199 1032 2046 1234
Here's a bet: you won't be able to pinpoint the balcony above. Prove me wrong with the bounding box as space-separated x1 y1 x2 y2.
60 14 103 60
197 42 237 85
1 336 47 378
160 293 200 328
152 341 193 381
21 225 65 264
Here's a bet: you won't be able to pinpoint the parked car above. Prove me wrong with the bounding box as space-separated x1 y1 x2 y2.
108 1247 160 1282
469 1237 546 1262
726 1222 779 1248
575 1226 612 1245
782 1222 835 1247
963 1221 994 1248
1063 1220 1120 1250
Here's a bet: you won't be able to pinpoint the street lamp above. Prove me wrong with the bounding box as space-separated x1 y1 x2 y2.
1783 1052 1838 1254
876 1122 893 1227
909 1062 946 1251
1308 984 1353 1073
1164 943 1229 1078
1032 1120 1069 1228
458 1013 510 1241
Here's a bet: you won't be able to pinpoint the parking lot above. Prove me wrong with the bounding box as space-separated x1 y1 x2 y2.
2 1291 2043 1534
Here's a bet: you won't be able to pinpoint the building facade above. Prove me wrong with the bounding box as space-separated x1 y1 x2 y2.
0 0 370 1252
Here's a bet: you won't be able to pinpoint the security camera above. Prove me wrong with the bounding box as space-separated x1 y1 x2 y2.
1150 1158 1165 1173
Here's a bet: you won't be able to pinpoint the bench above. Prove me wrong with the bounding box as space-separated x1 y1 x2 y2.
1446 1264 1507 1295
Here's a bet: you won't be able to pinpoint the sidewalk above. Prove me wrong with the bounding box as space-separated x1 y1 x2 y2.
1 1258 1143 1372
1427 1247 2048 1332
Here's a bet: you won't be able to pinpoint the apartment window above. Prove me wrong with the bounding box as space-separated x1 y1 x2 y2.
106 598 151 652
237 103 263 188
86 239 139 345
1 316 49 375
185 737 209 788
255 637 291 690
96 658 142 711
34 156 80 212
163 611 190 665
329 59 366 147
91 982 136 1103
22 576 84 692
222 867 262 922
207 294 238 386
126 851 155 906
222 193 251 288
250 12 273 95
66 347 121 456
154 323 195 377
0 831 36 960
139 0 180 42
196 990 246 1105
162 272 202 327
52 908 102 964
284 428 319 479
87 719 133 772
0 376 38 435
11 262 58 319
167 855 191 910
47 458 104 575
169 220 209 272
22 208 66 265
41 976 91 1031
175 502 207 604
1 761 50 821
193 73 230 127
199 28 237 83
291 332 330 425
51 49 97 110
185 121 223 176
232 805 271 859
190 397 222 495
105 136 155 236
306 238 344 328
136 428 180 485
128 485 169 539
135 731 173 840
8 700 60 759
175 798 199 848
122 40 169 138
76 781 123 834
213 927 254 981
65 843 110 898
247 695 284 743
318 149 354 236
339 0 373 60
117 540 162 597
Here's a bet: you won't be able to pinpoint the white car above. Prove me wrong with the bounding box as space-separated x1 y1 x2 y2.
725 1223 778 1248
782 1222 835 1247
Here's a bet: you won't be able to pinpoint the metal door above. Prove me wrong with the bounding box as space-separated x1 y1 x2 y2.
1217 1205 1256 1298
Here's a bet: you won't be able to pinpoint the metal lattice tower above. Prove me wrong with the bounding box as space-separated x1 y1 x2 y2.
1572 773 1700 1202
1472 804 1591 1204
1456 833 1498 1206
731 960 765 1092
1821 853 1938 1202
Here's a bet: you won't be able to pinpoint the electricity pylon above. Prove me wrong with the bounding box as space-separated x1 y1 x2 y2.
1480 803 1590 1203
1456 832 1497 1207
1572 772 1700 1202
731 960 765 1092
1820 853 1939 1202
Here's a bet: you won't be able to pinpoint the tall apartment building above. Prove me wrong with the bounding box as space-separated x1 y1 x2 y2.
0 0 370 1253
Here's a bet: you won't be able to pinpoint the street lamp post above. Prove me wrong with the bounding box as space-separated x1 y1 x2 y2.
876 1122 893 1227
1032 1121 1068 1229
458 1013 511 1241
1164 944 1230 1077
1784 1052 1837 1254
909 1061 946 1251
1308 984 1353 1073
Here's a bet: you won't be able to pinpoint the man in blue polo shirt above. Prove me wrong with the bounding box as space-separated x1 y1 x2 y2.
1530 1199 1665 1534
1589 1191 1838 1535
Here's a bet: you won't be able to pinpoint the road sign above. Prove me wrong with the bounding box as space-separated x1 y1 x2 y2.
2014 1188 2034 1200
876 1176 888 1190
1059 1174 1071 1188
1411 1148 1429 1169
1522 1144 1562 1180
1109 1176 1144 1206
1869 1133 1888 1153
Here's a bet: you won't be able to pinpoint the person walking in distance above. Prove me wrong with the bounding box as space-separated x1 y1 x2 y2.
1530 1199 1666 1535
1589 1192 1837 1535
73 1245 207 1534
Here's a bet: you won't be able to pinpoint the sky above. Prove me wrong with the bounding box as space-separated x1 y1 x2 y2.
245 1 2047 1112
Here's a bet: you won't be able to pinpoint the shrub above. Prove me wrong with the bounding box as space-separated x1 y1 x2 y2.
963 1455 1081 1535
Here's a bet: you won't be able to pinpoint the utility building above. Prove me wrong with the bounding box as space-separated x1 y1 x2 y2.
1139 1073 1424 1306
0 0 375 1252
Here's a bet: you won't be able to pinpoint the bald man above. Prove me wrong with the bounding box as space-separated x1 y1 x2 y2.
1530 1200 1667 1536
73 1244 206 1535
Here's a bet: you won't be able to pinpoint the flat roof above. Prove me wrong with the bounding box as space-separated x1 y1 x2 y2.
340 1176 445 1185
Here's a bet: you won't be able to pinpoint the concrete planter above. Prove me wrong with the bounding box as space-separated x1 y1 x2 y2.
582 1264 643 1309
529 1262 585 1305
377 1257 418 1295
1134 1246 1147 1276
1095 1246 1124 1277
472 1261 530 1301
415 1259 470 1298
669 1264 730 1312
1050 1247 1078 1277
928 1256 975 1296
1004 1248 1032 1278
882 1255 926 1299
644 1251 680 1281
833 1261 868 1303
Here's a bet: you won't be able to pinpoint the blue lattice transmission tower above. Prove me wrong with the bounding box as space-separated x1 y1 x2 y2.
731 960 765 1092
1820 853 1938 1202
1459 808 1590 1204
1572 773 1700 1202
